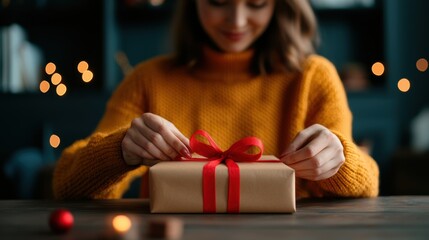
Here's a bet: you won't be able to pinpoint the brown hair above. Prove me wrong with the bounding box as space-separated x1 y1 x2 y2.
171 0 318 74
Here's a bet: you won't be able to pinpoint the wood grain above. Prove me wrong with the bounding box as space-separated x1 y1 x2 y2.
0 196 428 239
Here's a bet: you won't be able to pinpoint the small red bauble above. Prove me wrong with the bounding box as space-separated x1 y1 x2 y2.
49 208 74 234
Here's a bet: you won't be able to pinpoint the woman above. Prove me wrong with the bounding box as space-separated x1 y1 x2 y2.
53 0 379 199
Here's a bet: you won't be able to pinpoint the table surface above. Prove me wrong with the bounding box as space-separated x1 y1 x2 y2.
1 196 429 240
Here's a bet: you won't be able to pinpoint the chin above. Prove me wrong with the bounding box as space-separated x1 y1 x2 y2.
219 44 250 53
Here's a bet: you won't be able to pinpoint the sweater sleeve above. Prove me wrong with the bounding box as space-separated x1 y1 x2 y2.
53 64 149 199
302 56 379 197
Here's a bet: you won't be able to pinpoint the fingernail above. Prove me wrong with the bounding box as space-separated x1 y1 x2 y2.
180 148 192 159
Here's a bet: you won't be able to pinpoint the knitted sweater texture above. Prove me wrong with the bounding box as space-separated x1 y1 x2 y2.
53 47 379 199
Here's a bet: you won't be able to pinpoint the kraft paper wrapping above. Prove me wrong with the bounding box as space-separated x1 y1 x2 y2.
149 155 295 213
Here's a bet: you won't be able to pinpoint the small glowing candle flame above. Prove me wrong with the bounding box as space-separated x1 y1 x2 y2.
112 215 132 233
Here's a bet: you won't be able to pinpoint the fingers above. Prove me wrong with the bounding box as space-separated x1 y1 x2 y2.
122 133 157 166
171 125 191 150
281 124 324 157
121 113 191 166
281 124 345 181
142 113 191 159
127 124 171 160
282 126 332 165
292 156 342 181
121 136 162 166
287 147 344 180
286 146 334 171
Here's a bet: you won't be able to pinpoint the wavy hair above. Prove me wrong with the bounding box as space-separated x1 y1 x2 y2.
171 0 319 74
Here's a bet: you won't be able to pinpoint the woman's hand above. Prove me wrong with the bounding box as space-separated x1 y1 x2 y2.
122 113 192 166
280 124 345 181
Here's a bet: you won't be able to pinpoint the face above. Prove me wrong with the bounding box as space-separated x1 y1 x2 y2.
196 0 275 53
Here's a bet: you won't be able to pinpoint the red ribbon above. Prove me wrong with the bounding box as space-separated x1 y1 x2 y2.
184 130 264 213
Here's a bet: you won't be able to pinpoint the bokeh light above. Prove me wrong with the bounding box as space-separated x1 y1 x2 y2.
77 61 89 73
56 83 67 96
371 62 385 76
49 134 61 148
39 80 50 93
82 70 94 83
45 62 56 75
416 58 428 72
51 73 62 85
149 0 164 6
397 78 411 92
112 215 131 233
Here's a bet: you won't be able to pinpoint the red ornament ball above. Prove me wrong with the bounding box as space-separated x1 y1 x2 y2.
49 208 74 234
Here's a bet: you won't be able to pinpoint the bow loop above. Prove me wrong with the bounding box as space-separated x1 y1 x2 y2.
189 130 223 158
224 136 263 162
189 130 264 162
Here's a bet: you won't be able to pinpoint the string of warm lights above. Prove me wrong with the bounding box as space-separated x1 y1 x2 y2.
39 60 95 149
77 61 94 83
38 55 427 151
40 60 94 96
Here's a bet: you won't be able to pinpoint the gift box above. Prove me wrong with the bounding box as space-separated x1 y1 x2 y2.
149 155 295 213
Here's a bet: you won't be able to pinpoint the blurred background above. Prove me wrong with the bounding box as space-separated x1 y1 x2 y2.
0 0 428 199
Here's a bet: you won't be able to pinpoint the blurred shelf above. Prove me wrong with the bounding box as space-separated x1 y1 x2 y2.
314 1 385 89
0 91 110 160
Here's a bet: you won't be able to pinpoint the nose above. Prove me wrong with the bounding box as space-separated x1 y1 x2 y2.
227 5 247 28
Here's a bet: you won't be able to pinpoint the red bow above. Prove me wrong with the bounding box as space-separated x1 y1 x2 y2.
184 130 264 213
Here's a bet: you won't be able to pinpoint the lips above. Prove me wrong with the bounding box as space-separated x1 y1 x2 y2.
222 31 246 42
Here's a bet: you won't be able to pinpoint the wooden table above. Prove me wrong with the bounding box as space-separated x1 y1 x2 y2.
0 196 428 239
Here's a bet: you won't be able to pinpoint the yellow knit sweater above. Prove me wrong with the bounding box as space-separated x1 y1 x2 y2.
53 47 379 199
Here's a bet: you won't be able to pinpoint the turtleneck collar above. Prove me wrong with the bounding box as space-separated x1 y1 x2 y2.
192 45 256 83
